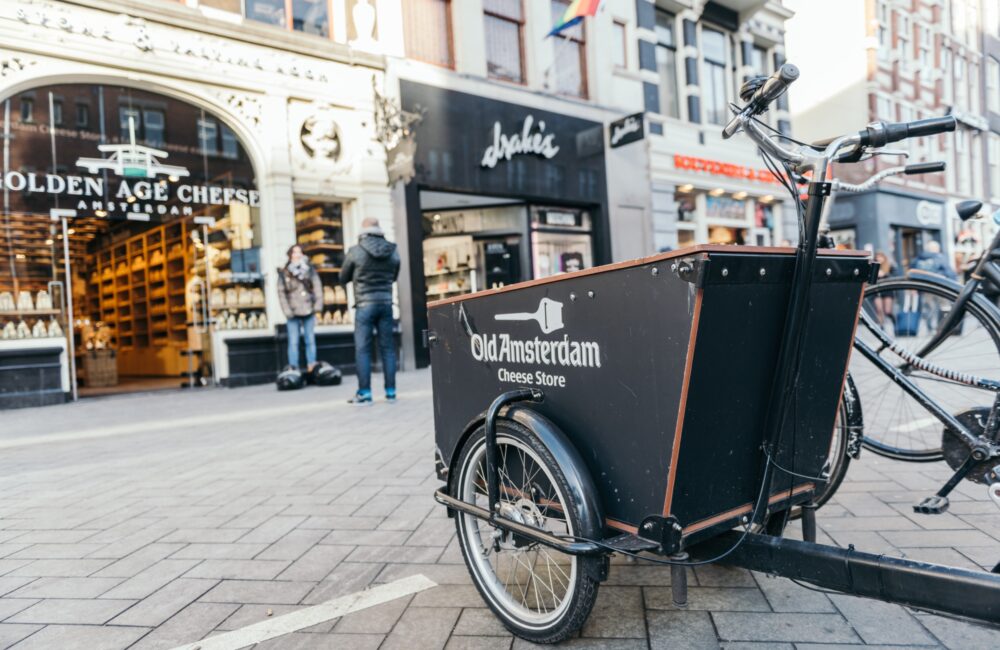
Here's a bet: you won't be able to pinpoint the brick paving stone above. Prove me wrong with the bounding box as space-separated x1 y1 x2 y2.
92 544 187 578
604 563 676 586
99 559 200 599
0 599 38 620
159 528 250 543
6 624 148 650
256 529 328 560
254 632 385 649
200 579 314 605
381 606 460 650
0 624 41 648
127 602 239 650
645 586 770 612
237 515 306 545
692 564 755 588
751 572 835 613
334 595 412 634
580 585 646 638
914 612 1000 648
184 559 290 580
412 585 486 609
451 607 511 637
346 544 443 565
515 640 649 649
321 529 411 547
303 563 385 605
7 576 122 599
7 598 135 625
214 603 303 631
377 562 473 585
712 612 860 643
647 610 720 649
446 637 513 650
880 529 998 548
7 559 110 577
277 545 353 582
720 644 794 650
0 577 35 598
170 543 269 560
109 577 217 627
829 595 938 645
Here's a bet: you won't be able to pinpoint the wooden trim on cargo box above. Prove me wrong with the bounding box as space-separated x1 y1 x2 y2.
681 483 815 535
606 518 639 534
427 245 870 309
661 287 703 517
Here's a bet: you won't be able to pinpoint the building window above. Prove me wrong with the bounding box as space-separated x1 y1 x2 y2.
484 0 525 83
292 0 329 37
76 103 89 129
221 124 239 159
550 0 587 97
655 10 679 119
612 20 627 68
877 4 890 60
143 110 165 147
987 0 1000 37
749 45 768 78
245 0 287 28
19 97 33 123
119 107 141 140
918 25 931 68
702 28 728 126
51 100 63 126
198 117 219 155
989 133 1000 198
897 14 910 65
989 58 1000 113
119 107 166 146
875 94 892 120
403 0 454 67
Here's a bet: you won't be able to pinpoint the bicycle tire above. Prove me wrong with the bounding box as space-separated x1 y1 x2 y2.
851 277 1000 461
811 388 852 507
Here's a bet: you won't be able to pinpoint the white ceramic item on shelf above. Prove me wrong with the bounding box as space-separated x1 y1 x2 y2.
16 291 33 312
334 286 347 303
48 319 62 337
226 313 237 329
2 322 14 339
236 313 248 329
35 290 52 310
251 288 264 305
0 292 13 311
333 310 343 324
247 312 258 329
344 309 353 325
16 320 29 338
259 312 268 328
237 287 252 306
210 288 225 308
225 288 239 307
323 286 335 304
31 320 45 338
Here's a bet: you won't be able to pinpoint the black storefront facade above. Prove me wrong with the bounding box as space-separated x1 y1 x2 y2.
399 81 611 368
826 188 947 269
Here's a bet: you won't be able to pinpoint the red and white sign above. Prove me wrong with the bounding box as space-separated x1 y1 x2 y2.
673 155 778 185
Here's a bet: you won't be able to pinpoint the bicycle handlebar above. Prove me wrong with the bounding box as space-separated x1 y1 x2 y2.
904 161 946 175
722 64 799 139
858 116 956 148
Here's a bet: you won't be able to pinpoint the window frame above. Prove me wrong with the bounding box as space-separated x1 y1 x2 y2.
612 19 628 69
550 0 588 98
700 26 730 127
654 9 680 119
20 97 33 123
484 0 527 85
988 57 1000 113
243 0 337 40
402 0 455 69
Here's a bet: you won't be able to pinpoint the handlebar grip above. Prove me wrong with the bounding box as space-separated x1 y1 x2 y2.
751 64 800 112
864 116 957 147
904 161 946 175
722 63 799 139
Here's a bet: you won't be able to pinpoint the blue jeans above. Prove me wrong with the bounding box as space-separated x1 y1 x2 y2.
354 302 396 393
286 314 317 369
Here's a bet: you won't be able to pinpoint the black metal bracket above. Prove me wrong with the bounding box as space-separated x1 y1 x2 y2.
807 181 833 196
637 515 684 555
866 260 880 285
485 389 545 519
673 256 710 288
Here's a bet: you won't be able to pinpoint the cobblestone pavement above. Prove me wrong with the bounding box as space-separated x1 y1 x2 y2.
0 369 998 649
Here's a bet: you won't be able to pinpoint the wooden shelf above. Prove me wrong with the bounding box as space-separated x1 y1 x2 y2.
301 242 344 252
297 219 343 232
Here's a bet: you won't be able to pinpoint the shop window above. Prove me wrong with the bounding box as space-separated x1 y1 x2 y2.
677 193 696 223
221 124 239 160
550 0 588 98
612 20 627 69
76 103 90 129
655 10 679 119
51 100 63 126
701 28 728 126
988 58 1000 113
292 0 330 37
198 118 219 155
484 0 525 83
403 0 454 68
531 208 592 279
119 107 141 140
143 110 165 147
20 97 33 123
200 0 242 12
294 201 348 325
706 195 745 221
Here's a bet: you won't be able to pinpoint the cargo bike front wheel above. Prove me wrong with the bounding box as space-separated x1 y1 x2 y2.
453 420 601 643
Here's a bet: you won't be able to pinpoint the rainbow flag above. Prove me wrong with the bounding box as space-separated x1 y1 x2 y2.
548 0 602 37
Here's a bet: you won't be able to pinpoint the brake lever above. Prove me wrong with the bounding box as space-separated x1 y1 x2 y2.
868 148 910 158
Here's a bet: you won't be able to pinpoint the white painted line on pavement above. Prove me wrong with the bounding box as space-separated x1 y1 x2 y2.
0 389 433 450
169 574 437 650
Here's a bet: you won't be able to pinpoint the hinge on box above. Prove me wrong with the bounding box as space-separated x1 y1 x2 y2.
673 257 710 288
423 329 437 348
867 261 880 285
638 515 684 555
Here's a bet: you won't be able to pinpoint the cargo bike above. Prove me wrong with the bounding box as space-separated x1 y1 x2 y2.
427 65 1000 643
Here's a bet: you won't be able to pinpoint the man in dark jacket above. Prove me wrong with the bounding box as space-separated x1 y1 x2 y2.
340 217 401 404
911 240 957 280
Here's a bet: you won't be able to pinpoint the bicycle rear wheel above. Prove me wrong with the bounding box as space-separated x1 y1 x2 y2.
850 277 1000 460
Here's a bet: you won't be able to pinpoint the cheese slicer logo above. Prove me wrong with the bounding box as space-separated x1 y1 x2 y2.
495 297 564 334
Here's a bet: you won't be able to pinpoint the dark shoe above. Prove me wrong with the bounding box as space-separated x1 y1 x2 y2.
385 388 397 403
348 391 373 406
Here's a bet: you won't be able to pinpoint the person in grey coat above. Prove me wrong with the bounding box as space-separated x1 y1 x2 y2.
278 244 323 371
340 217 400 404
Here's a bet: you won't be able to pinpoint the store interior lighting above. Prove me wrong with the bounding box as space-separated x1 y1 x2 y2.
732 191 747 200
678 184 694 193
95 210 108 217
708 188 725 197
759 194 774 203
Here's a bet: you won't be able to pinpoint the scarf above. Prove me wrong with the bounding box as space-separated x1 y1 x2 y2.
287 259 310 281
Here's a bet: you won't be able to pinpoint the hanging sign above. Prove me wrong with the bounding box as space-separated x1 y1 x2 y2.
609 113 644 148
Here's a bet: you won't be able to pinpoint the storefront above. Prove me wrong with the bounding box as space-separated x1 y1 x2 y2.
826 189 947 270
0 1 390 407
647 125 793 250
398 81 610 368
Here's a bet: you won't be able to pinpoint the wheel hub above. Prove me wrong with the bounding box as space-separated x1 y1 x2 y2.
496 497 545 550
942 408 999 485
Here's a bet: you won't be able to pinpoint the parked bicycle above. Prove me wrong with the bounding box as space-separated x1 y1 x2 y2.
810 186 1000 514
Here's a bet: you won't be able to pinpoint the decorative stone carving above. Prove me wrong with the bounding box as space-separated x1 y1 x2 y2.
300 106 342 161
0 55 35 78
373 77 424 186
216 92 262 129
350 0 378 51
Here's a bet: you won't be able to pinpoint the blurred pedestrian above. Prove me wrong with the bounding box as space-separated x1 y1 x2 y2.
911 240 956 279
872 251 898 326
278 244 323 372
340 217 400 405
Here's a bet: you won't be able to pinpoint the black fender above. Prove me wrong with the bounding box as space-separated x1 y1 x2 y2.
448 405 608 581
841 372 864 459
904 269 1000 325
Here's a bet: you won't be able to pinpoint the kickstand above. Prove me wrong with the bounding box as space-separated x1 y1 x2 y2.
800 502 817 543
914 453 978 515
670 552 689 608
